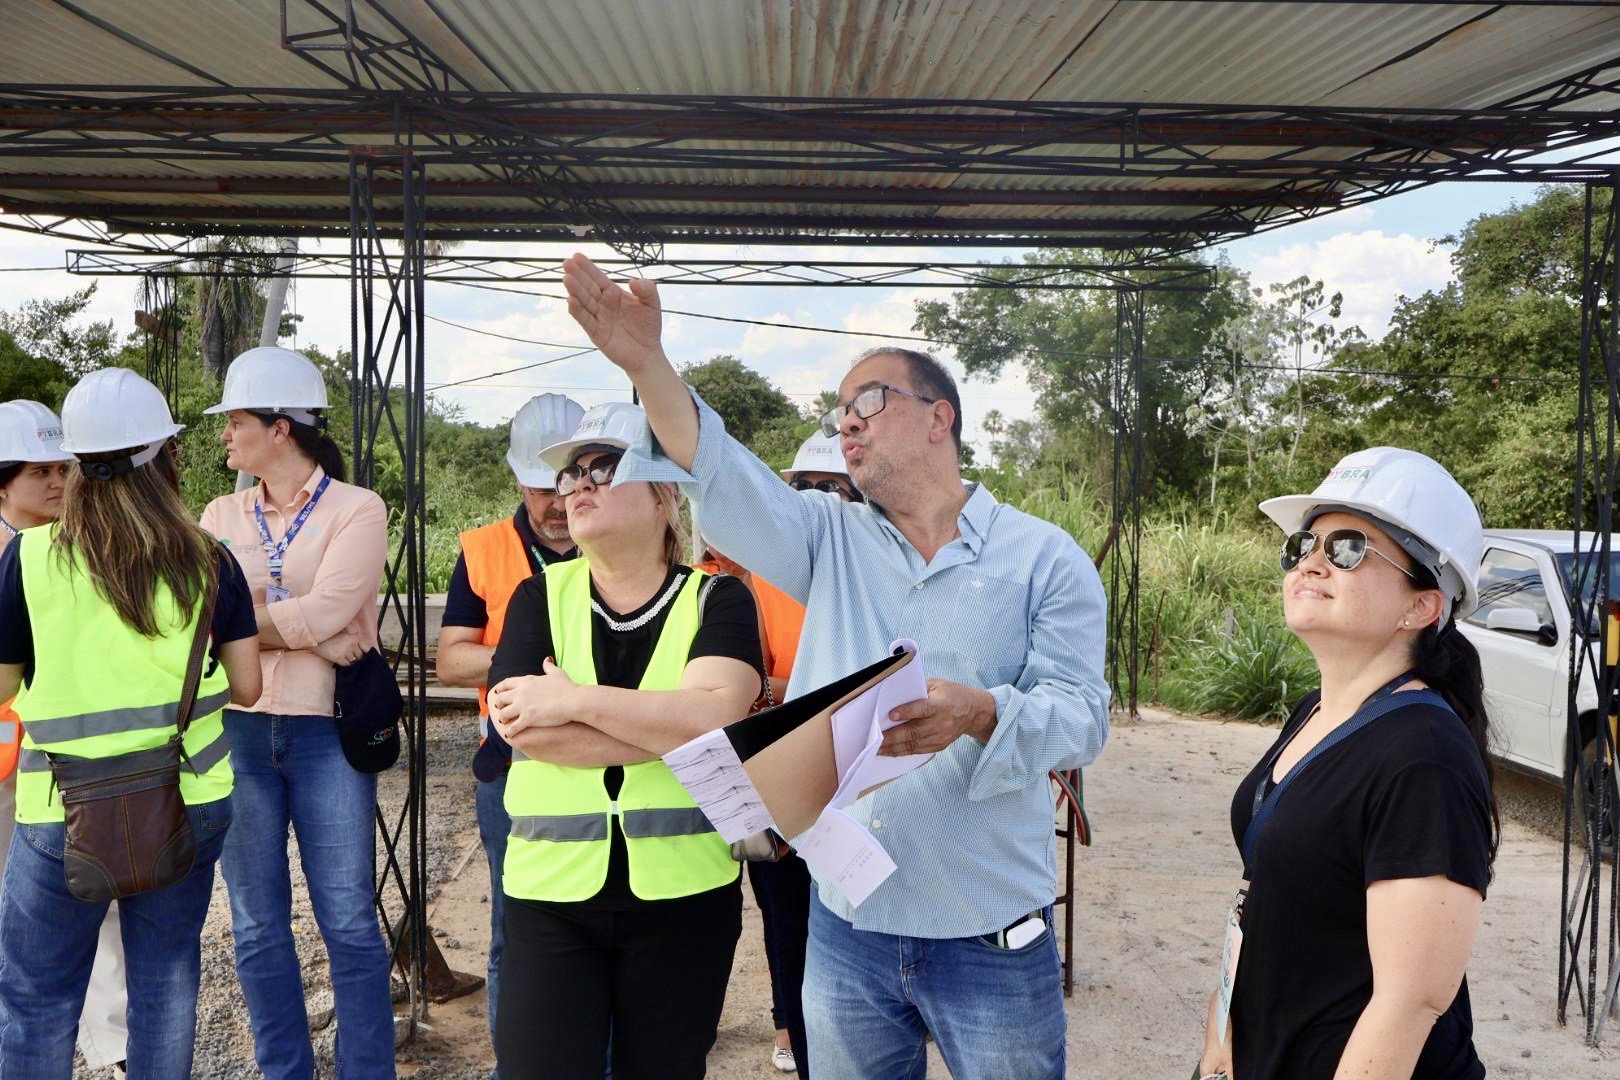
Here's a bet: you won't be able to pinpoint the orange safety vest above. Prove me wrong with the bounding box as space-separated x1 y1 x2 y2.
460 518 538 719
0 696 18 782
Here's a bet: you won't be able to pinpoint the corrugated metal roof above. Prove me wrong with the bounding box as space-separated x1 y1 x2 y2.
0 1 1616 252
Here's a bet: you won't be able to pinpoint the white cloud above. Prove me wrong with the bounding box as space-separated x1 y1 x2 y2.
1235 229 1453 340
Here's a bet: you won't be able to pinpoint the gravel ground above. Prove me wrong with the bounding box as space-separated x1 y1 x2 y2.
70 704 1616 1078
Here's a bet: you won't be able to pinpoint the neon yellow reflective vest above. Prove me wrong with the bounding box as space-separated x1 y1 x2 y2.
13 525 234 825
503 559 740 902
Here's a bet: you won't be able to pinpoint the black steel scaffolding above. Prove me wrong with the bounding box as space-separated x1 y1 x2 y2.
348 149 431 1023
1562 177 1620 1043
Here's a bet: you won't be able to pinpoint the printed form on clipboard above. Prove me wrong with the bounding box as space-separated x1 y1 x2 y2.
662 639 932 907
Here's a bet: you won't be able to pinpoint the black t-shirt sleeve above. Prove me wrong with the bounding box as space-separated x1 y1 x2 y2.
690 574 764 678
488 574 554 685
211 544 258 645
0 539 27 668
441 552 491 629
1364 753 1493 897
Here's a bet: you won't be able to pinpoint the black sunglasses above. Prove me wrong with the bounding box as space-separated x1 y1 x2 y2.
1281 528 1416 579
556 452 622 496
791 477 862 501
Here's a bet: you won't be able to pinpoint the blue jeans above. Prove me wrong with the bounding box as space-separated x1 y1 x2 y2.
802 894 1065 1080
221 711 396 1079
476 772 509 1077
0 799 232 1079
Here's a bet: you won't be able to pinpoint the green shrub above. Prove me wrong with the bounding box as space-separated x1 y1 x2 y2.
1170 617 1316 724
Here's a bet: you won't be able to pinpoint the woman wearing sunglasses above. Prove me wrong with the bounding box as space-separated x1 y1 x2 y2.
1200 447 1496 1080
484 402 763 1080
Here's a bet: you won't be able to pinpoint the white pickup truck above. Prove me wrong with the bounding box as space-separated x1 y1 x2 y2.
1455 530 1618 840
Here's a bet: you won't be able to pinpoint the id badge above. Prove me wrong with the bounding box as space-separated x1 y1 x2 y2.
1215 889 1245 1045
266 583 292 604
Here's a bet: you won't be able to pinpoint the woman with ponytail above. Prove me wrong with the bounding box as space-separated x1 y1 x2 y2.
199 347 396 1079
0 370 260 1076
1199 447 1497 1080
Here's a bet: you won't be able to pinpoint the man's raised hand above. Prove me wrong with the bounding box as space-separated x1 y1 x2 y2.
563 252 664 375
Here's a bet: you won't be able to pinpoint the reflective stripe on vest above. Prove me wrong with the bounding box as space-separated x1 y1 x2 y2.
460 518 533 720
14 526 234 823
503 559 739 902
17 725 233 777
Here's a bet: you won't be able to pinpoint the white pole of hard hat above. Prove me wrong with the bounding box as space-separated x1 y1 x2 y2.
235 238 300 493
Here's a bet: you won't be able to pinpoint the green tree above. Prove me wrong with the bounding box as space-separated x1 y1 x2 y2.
0 329 73 406
1296 184 1601 528
912 251 1256 497
0 285 118 380
679 355 797 446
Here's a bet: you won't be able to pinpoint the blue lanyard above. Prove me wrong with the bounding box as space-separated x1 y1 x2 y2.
253 475 330 587
1240 673 1449 875
0 513 15 540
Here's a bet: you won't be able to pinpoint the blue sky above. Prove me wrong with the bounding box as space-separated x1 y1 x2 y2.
0 179 1558 455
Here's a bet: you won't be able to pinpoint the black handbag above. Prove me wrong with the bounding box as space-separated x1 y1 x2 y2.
334 647 402 773
47 577 217 902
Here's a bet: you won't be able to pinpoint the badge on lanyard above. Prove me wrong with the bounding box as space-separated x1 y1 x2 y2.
255 475 330 605
1215 888 1246 1044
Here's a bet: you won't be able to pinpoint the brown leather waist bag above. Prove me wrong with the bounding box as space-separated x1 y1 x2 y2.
45 576 217 903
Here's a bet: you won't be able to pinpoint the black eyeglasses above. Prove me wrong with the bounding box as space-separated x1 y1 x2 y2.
819 384 938 439
1281 528 1416 579
791 477 862 502
556 452 622 496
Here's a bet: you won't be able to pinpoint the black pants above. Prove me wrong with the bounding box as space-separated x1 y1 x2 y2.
747 854 812 1078
495 880 743 1080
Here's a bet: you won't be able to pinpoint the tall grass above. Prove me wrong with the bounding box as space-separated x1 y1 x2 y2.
994 476 1314 724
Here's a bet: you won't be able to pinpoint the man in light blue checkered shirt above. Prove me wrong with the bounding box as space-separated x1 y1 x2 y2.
565 254 1110 1079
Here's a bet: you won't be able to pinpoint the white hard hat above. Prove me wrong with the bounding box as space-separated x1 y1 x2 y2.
0 399 73 465
1259 446 1483 619
507 394 585 488
58 369 185 470
203 346 329 424
780 431 849 479
538 402 646 472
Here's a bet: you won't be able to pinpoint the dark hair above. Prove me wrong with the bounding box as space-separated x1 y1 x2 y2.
855 346 962 450
0 462 22 491
53 440 219 637
1408 567 1501 874
250 411 347 483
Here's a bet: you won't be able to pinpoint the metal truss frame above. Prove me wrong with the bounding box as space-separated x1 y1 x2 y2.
1562 177 1620 1045
279 0 660 261
66 250 1215 292
349 148 432 1028
135 273 182 413
1108 289 1147 720
2 47 1619 252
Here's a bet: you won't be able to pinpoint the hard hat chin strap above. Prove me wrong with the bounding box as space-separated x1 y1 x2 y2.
78 441 164 481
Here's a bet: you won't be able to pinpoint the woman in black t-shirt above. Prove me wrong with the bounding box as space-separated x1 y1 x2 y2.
483 403 763 1080
1200 448 1499 1080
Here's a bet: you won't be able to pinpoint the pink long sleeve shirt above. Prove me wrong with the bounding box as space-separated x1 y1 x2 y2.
200 467 387 717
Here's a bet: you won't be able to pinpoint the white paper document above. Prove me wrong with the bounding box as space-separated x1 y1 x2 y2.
662 727 775 843
826 638 931 809
663 639 933 906
795 805 898 907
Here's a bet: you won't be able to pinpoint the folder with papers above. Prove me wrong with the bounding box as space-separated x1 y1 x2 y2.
664 640 932 906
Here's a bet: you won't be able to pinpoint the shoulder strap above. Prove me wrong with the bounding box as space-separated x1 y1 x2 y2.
1240 687 1450 874
176 572 221 739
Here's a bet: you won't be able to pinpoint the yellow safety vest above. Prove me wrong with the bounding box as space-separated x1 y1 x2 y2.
13 525 234 824
503 559 739 902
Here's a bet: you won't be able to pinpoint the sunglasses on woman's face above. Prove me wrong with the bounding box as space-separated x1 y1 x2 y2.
1280 528 1416 580
791 477 861 501
556 452 623 496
